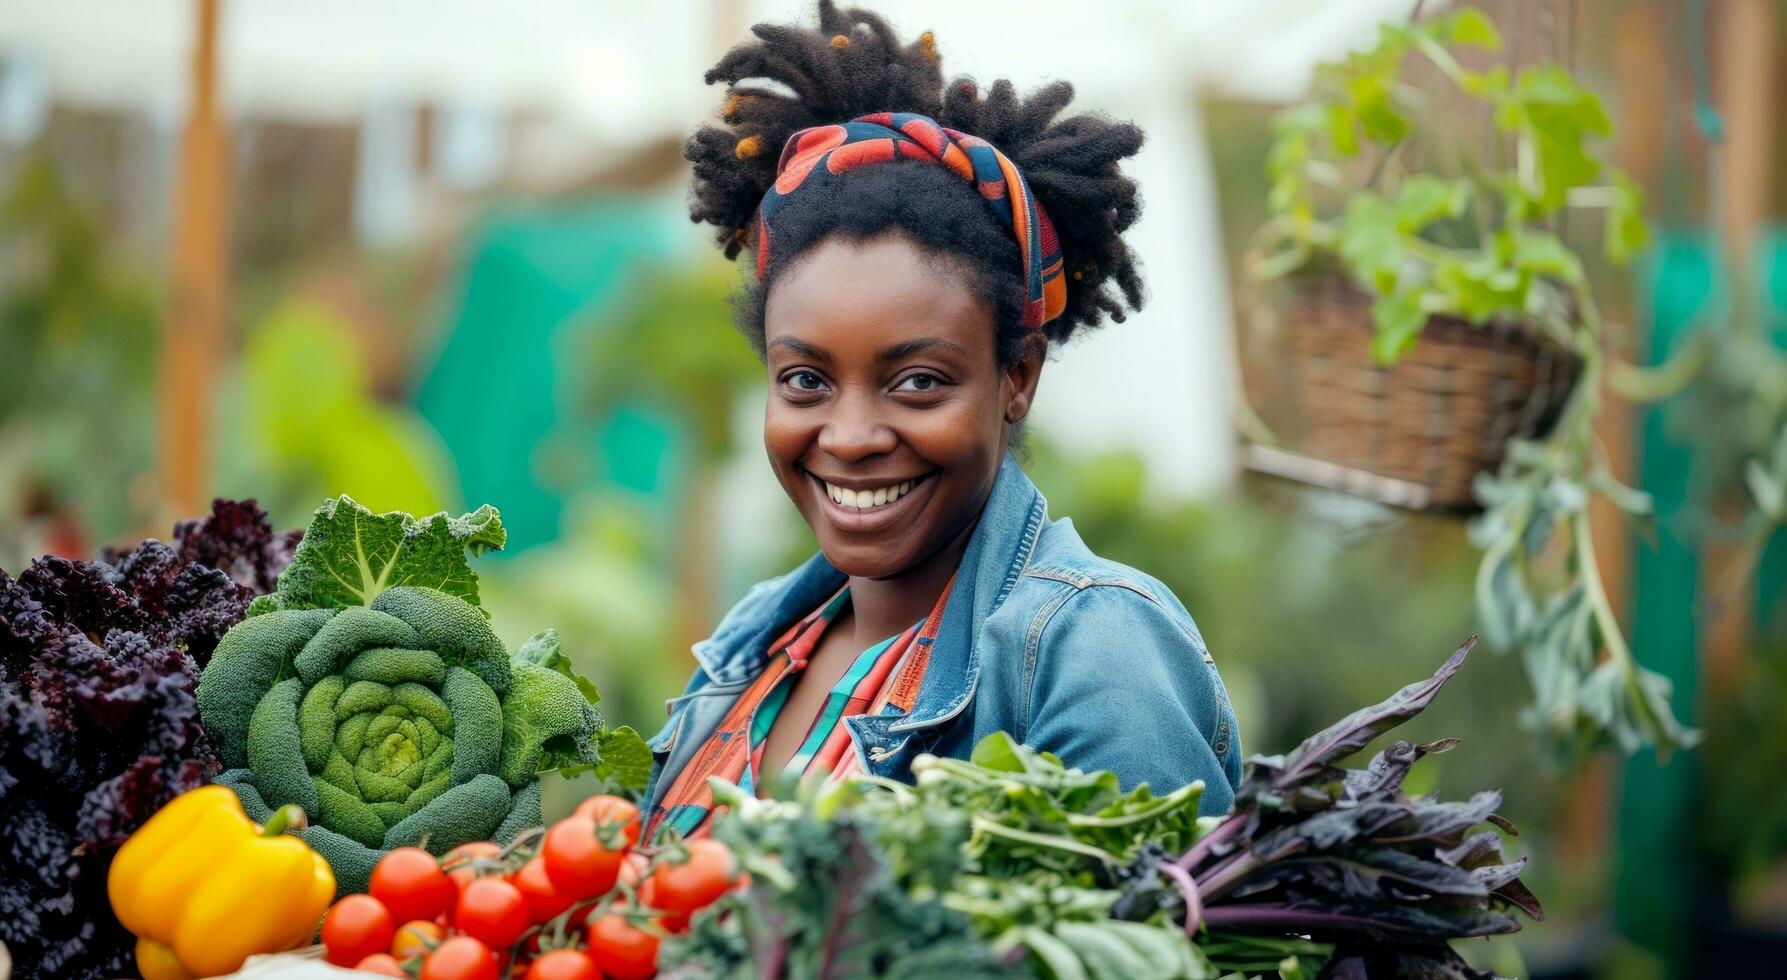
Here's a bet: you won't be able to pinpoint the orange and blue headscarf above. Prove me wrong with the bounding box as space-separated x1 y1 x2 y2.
755 112 1067 330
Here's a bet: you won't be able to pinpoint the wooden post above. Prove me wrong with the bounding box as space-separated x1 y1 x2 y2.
161 0 229 520
1703 0 1778 695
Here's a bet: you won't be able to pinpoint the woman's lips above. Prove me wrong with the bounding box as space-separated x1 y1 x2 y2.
806 471 936 533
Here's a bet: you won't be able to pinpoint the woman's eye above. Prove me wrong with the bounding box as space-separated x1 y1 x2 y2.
895 373 943 393
786 371 826 392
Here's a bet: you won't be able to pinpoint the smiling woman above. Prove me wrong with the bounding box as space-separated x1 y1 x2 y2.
642 1 1242 838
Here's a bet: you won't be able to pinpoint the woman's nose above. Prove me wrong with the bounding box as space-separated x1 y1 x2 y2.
816 390 897 461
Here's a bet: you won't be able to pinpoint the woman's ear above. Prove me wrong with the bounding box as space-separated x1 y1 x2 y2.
1002 334 1047 425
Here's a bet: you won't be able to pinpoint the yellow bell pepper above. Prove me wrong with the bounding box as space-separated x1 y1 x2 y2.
108 785 336 979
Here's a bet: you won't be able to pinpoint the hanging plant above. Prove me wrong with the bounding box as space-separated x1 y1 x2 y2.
1250 6 1700 757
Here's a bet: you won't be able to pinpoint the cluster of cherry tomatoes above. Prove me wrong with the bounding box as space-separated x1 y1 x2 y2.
319 796 741 979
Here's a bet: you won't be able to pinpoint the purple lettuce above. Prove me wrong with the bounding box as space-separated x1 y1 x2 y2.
0 500 295 978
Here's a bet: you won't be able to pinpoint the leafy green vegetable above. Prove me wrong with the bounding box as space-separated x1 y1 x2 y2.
659 739 1209 980
506 627 653 796
668 641 1540 980
593 726 654 792
199 500 607 894
251 495 504 615
658 781 1022 979
912 735 1205 879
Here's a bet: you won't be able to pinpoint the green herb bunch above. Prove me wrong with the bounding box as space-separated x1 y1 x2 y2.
659 743 1211 980
663 640 1539 980
657 781 1022 980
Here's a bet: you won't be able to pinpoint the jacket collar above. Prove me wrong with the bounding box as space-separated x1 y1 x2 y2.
690 453 1049 718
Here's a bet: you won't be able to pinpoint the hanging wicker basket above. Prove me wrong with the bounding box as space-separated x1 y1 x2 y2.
1240 277 1581 512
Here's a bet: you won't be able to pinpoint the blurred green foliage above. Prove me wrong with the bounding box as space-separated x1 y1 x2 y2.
575 261 764 463
1260 7 1646 361
0 157 160 558
212 301 456 525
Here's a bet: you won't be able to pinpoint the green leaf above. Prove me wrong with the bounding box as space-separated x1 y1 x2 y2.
1392 175 1471 232
1326 103 1359 157
515 628 601 707
1337 193 1403 293
1473 545 1530 651
265 496 505 613
1022 926 1089 980
1347 73 1408 144
1461 64 1511 99
1590 468 1658 524
1265 114 1318 225
1054 921 1151 980
1434 7 1503 50
592 725 654 795
1511 66 1610 213
1369 288 1428 364
970 732 1028 773
1605 172 1649 264
1434 254 1529 323
1509 230 1585 284
1100 921 1210 979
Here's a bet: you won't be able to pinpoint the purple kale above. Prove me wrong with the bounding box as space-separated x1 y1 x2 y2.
0 501 296 978
1115 640 1543 978
173 498 301 594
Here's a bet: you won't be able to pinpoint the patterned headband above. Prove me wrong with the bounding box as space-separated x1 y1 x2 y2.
754 112 1067 331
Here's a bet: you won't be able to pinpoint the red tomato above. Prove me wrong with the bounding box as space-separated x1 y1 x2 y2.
657 907 691 935
321 894 396 967
512 855 575 924
616 853 649 890
392 919 446 960
540 817 623 899
454 877 531 949
585 910 658 980
354 953 409 977
371 847 458 925
444 841 505 891
420 935 499 980
572 795 641 849
525 948 602 980
618 855 687 934
652 838 737 915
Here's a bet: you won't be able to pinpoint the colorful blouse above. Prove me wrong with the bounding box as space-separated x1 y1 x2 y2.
648 576 955 839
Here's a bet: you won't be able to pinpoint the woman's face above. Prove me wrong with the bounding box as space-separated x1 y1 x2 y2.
763 234 1042 580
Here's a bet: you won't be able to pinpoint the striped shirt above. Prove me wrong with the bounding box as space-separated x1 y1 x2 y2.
648 577 954 839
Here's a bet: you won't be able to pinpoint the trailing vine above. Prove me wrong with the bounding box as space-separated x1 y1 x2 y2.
1251 6 1742 757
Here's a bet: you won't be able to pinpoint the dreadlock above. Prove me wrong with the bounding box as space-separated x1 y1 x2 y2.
686 0 1145 365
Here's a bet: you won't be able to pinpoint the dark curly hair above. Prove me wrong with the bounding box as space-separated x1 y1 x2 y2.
686 1 1145 366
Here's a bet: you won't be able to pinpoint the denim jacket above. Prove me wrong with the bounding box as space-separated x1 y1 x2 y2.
642 454 1243 818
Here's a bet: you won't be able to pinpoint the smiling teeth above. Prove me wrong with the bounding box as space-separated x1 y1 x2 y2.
826 479 916 509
